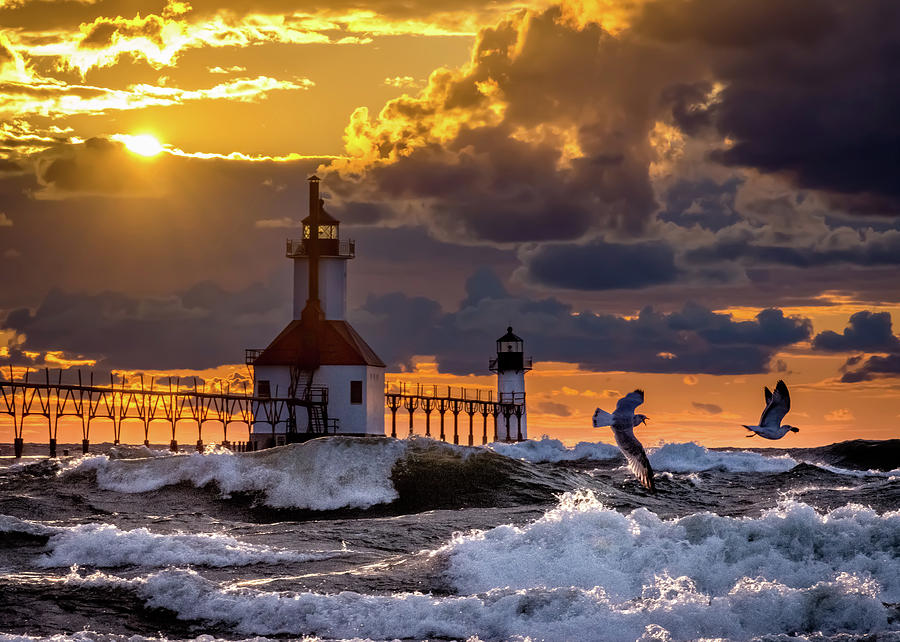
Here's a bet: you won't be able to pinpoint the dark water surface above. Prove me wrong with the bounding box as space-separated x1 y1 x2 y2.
1 437 898 642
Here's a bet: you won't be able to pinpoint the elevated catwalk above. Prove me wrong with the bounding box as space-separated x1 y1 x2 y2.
1 369 526 458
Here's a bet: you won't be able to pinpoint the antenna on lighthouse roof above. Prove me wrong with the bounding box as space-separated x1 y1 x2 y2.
299 175 324 368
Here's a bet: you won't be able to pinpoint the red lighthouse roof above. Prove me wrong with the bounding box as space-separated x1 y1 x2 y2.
252 319 385 367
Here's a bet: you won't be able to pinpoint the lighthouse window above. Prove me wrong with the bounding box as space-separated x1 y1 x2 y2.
258 380 271 398
350 380 363 404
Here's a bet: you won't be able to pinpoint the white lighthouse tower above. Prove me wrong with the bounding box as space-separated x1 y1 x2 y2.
489 327 531 441
247 176 386 446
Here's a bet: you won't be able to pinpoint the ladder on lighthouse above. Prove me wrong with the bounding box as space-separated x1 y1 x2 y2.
289 366 332 434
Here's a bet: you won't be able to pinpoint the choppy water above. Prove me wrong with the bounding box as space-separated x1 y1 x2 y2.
1 436 898 642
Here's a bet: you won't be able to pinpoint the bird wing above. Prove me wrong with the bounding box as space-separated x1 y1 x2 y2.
775 379 790 412
614 390 644 414
612 423 655 492
760 380 790 427
592 408 614 427
764 386 773 405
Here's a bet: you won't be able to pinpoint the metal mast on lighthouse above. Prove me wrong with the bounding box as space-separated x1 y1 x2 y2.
298 175 325 370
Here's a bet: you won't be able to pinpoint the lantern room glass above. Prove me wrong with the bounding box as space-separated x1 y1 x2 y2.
303 224 338 240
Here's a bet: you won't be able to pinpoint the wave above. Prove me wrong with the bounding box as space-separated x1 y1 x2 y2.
55 437 569 513
39 523 338 568
808 462 900 480
798 439 900 472
105 444 177 459
66 567 893 641
438 492 900 603
489 437 620 463
0 514 61 537
649 442 798 473
0 514 340 567
62 437 408 511
40 437 899 516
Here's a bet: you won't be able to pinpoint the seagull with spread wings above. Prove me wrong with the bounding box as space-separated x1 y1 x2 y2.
743 379 799 440
594 390 655 492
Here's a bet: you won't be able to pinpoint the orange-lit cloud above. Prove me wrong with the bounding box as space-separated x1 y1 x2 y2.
824 408 855 422
384 76 419 89
4 1 560 78
0 74 312 119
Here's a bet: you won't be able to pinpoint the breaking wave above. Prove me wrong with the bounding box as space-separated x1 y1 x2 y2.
649 442 798 473
40 523 336 568
62 437 408 511
57 494 900 641
438 491 900 602
39 437 899 514
489 436 620 462
0 515 340 567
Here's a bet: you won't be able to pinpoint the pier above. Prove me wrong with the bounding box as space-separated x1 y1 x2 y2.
0 367 329 457
1 369 526 457
385 381 526 445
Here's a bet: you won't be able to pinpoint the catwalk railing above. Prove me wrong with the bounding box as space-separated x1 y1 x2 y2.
384 381 526 445
1 369 527 458
0 368 330 458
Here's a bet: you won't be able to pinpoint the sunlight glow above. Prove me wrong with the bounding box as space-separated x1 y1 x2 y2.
118 134 165 157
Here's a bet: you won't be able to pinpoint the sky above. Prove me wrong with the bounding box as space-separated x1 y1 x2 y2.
1 0 899 448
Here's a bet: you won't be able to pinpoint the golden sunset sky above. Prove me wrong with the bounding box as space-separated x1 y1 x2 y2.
1 0 899 447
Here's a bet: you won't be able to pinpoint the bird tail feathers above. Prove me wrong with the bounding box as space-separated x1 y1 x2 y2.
593 409 614 427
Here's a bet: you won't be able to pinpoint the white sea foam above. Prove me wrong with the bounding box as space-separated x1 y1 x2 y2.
489 436 620 462
0 630 334 642
55 494 900 640
649 442 798 473
807 461 900 479
105 445 175 459
0 514 61 536
61 438 408 511
34 522 336 568
62 559 896 641
439 491 900 604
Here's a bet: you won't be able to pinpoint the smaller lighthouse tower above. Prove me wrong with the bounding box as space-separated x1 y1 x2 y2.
489 327 531 441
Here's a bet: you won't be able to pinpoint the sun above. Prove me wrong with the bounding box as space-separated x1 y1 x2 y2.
117 134 165 157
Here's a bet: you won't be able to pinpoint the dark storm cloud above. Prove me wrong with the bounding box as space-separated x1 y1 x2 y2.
812 311 900 353
692 402 722 415
329 5 705 244
521 239 678 291
640 0 900 209
815 311 900 382
2 282 289 370
658 178 742 231
840 354 900 383
684 228 900 270
39 137 153 194
635 0 838 47
352 269 812 376
0 141 330 311
0 159 22 173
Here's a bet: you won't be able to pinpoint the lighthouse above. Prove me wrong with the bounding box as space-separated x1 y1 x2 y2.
246 176 386 446
489 327 531 441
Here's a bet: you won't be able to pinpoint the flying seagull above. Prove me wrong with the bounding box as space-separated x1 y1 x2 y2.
594 390 655 492
743 379 799 439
